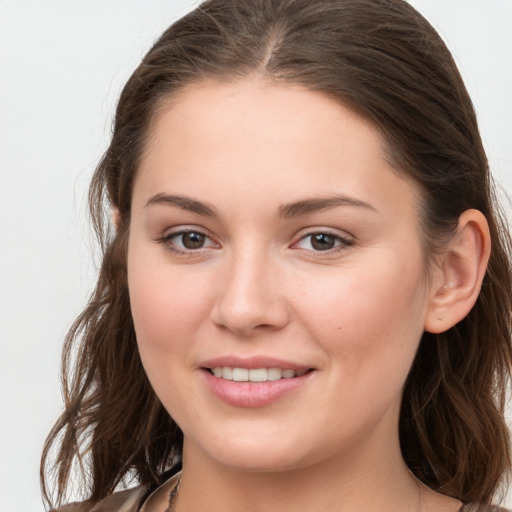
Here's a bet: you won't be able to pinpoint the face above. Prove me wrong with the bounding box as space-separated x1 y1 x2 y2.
127 79 435 473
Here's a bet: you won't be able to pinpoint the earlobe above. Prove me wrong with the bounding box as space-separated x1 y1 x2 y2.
424 209 491 334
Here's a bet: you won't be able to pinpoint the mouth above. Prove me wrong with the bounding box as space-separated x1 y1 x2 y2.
201 364 315 407
205 367 312 382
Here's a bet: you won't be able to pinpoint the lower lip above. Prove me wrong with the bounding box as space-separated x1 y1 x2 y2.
201 369 313 408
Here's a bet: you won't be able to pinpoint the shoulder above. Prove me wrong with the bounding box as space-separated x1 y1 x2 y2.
52 467 181 512
461 505 511 512
53 485 148 512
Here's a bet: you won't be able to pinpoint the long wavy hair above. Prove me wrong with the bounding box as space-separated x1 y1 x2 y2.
41 0 512 508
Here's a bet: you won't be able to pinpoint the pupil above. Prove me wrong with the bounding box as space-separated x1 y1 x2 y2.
183 232 205 249
311 233 335 251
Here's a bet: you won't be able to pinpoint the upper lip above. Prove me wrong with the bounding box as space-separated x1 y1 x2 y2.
200 356 313 371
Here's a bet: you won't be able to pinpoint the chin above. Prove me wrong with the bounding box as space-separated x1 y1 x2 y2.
186 429 326 474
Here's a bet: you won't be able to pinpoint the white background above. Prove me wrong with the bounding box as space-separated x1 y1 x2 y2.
0 1 511 511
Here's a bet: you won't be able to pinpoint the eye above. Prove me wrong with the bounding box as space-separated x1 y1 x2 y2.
294 231 352 252
177 231 207 249
160 229 218 254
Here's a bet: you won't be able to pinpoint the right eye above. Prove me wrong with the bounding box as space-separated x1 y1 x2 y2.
160 229 219 254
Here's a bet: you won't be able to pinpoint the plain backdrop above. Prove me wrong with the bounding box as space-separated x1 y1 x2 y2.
0 1 511 511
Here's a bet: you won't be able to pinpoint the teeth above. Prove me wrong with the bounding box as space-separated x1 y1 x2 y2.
232 368 249 381
249 368 268 382
222 367 233 380
211 367 307 382
267 368 282 381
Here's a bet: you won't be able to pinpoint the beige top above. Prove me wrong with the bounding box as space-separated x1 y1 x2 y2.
54 472 180 512
55 474 509 512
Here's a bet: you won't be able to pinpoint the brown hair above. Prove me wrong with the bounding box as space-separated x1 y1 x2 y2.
41 0 512 508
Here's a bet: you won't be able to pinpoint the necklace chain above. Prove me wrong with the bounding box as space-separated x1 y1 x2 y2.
164 474 181 512
410 471 425 512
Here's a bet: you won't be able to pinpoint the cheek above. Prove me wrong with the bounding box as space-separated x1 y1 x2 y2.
128 257 214 355
292 254 428 368
127 260 214 412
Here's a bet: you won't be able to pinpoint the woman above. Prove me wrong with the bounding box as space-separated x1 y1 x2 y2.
41 0 512 511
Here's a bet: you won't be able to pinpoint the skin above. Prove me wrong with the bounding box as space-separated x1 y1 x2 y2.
127 79 487 511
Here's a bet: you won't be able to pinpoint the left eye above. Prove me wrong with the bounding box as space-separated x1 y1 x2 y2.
295 232 350 251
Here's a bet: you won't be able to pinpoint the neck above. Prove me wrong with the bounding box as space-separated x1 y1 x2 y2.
176 434 422 512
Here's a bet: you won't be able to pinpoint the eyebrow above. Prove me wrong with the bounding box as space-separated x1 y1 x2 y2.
145 193 219 217
277 195 377 218
145 193 377 218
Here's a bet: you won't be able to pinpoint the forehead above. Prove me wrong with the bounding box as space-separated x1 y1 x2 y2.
134 78 420 217
146 78 387 159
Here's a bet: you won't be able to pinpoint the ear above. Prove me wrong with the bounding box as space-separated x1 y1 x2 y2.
112 207 121 231
424 209 491 334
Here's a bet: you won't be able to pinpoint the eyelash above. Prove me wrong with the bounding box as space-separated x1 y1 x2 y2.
158 229 218 256
293 230 354 254
157 228 354 256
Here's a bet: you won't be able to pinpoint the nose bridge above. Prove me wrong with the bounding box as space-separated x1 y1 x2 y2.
211 242 288 335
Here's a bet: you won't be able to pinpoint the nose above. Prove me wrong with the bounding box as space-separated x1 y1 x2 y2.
210 250 290 337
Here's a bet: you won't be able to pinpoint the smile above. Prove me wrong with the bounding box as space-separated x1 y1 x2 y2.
209 367 309 382
203 366 314 407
